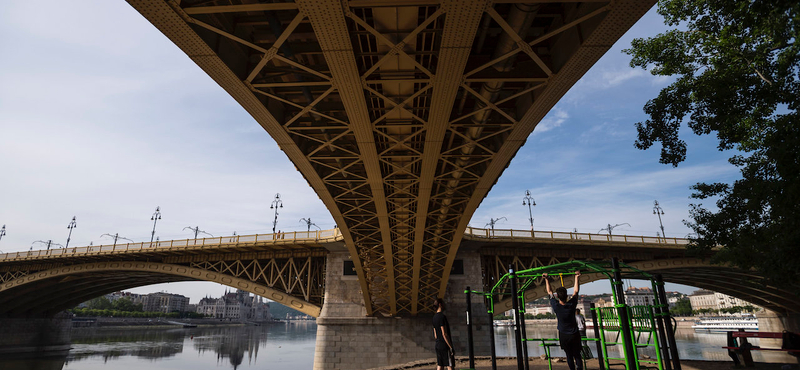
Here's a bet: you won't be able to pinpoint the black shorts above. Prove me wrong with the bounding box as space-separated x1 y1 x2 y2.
559 331 582 353
435 342 455 367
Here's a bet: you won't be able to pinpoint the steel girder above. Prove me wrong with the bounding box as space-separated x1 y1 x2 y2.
127 0 654 316
0 253 326 318
484 255 800 315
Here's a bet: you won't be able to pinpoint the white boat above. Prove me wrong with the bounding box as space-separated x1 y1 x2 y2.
691 316 758 333
493 319 515 326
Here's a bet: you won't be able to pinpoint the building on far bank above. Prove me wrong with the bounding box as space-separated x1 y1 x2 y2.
688 289 762 313
624 287 655 306
143 292 190 313
196 289 270 321
689 289 718 311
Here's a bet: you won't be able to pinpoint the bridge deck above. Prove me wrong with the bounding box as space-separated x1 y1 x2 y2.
0 227 688 264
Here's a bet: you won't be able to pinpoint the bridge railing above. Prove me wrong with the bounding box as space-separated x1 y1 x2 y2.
463 227 690 246
0 228 343 262
0 226 690 262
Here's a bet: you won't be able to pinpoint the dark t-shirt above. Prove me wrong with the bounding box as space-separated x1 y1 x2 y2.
432 312 451 345
550 295 579 334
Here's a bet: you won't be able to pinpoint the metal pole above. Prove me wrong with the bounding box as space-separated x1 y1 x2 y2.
653 201 665 238
510 266 524 370
590 303 605 370
655 274 681 370
66 216 76 248
611 257 637 370
466 287 475 370
270 193 283 234
652 288 672 370
489 311 497 370
150 207 161 243
519 293 530 370
523 190 535 231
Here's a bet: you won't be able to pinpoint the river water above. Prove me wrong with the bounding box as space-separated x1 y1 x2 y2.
0 321 794 369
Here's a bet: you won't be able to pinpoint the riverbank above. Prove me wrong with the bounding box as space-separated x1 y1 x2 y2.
374 357 797 370
72 317 275 328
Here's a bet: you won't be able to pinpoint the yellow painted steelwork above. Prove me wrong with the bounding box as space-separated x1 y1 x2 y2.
125 0 656 316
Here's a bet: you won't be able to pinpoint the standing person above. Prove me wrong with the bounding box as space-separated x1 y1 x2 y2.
543 271 583 370
575 308 587 338
432 298 455 370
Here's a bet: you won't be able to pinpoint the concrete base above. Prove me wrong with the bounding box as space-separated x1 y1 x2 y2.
756 310 800 363
0 312 72 354
314 249 492 369
757 309 800 333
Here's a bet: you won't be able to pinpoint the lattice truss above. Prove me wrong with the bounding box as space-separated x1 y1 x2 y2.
187 257 326 306
149 0 645 316
0 271 28 284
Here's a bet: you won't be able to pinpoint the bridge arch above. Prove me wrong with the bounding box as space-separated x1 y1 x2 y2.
493 258 800 315
0 261 322 318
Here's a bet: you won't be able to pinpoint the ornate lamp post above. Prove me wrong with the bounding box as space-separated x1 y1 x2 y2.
522 190 536 231
653 200 666 238
65 216 77 248
0 225 5 253
150 206 162 242
270 193 284 233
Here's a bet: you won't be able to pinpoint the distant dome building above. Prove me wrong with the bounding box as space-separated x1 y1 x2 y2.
196 289 270 321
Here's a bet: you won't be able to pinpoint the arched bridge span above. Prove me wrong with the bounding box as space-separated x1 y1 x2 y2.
0 230 333 318
470 230 800 315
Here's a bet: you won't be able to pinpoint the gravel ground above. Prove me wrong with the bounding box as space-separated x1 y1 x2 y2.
372 356 800 370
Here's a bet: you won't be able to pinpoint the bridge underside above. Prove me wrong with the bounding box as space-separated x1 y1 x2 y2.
128 0 655 316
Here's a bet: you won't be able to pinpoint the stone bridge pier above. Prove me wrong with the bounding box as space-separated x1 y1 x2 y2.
314 246 492 370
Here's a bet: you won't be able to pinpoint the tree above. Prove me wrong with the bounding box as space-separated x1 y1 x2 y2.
112 297 141 312
671 298 692 316
86 296 113 310
624 0 800 291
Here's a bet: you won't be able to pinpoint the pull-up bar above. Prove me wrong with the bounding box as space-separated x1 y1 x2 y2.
462 258 681 370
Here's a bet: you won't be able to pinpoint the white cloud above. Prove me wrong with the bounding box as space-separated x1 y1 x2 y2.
533 108 569 134
601 68 648 87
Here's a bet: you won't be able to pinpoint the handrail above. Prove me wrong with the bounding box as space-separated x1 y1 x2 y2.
0 227 691 262
0 228 343 262
462 226 690 246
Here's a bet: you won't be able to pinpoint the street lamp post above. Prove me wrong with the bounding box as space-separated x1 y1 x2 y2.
653 200 666 238
485 217 507 236
66 216 77 248
150 206 162 243
0 225 5 253
183 226 212 239
600 223 631 236
33 240 63 250
270 193 284 233
100 233 132 248
299 218 319 232
522 190 536 231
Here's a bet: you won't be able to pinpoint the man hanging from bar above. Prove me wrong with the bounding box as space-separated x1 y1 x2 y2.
543 271 583 370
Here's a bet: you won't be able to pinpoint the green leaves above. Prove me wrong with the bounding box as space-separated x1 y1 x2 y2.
627 0 800 293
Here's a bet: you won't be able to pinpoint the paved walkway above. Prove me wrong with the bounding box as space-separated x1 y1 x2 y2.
373 356 797 370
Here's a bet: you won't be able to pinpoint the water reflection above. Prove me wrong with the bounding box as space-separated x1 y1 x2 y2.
0 322 318 370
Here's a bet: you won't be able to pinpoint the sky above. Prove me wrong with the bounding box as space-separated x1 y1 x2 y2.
0 2 739 303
